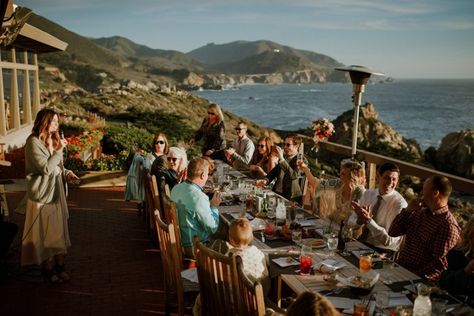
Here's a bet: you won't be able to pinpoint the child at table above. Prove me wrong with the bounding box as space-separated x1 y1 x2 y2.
211 218 270 292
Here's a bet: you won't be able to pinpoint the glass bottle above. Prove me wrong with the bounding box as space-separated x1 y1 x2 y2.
413 283 432 316
337 220 345 252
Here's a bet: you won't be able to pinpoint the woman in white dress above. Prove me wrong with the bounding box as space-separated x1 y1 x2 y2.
21 108 78 283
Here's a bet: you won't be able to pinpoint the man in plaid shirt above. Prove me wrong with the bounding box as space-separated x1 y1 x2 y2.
389 175 461 281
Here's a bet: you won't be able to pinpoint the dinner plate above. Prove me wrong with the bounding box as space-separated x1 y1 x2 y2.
304 238 326 249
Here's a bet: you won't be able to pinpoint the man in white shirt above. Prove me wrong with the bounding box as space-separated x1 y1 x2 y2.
224 121 255 171
349 162 407 253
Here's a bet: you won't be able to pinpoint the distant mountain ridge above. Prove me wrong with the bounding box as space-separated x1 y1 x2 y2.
26 13 348 91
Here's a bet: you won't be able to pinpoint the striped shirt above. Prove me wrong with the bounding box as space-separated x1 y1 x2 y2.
389 205 461 281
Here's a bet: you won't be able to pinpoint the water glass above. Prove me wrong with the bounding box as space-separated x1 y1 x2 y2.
299 245 312 275
327 234 338 257
292 228 302 245
375 291 390 314
295 212 304 224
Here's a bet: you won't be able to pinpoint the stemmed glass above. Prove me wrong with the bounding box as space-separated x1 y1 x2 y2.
296 153 304 180
340 226 353 256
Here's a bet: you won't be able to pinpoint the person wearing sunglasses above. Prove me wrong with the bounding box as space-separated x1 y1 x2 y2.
146 133 169 172
224 121 255 171
248 136 279 178
154 147 188 193
189 103 226 159
257 135 307 205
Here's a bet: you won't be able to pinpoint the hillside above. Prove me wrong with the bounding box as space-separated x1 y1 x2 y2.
187 40 345 76
26 12 349 90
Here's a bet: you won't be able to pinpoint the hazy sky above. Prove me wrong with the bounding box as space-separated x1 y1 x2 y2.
16 0 474 79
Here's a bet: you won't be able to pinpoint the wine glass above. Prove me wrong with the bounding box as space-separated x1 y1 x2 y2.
340 226 353 256
296 153 304 180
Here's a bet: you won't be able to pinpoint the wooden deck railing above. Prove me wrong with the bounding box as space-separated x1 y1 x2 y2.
318 141 474 195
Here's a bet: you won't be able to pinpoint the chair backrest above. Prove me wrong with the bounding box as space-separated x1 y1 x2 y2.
235 255 266 316
162 196 184 264
194 237 240 316
142 169 154 232
154 210 185 315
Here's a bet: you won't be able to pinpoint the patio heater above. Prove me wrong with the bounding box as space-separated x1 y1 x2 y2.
335 65 384 158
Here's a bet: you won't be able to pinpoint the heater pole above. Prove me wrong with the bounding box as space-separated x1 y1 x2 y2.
351 83 365 158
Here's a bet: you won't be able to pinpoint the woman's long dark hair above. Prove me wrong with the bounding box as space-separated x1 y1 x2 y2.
32 108 61 150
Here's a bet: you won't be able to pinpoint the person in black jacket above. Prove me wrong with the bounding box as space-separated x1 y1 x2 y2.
439 216 474 306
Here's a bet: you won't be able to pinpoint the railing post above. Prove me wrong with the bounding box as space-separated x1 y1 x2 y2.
10 48 20 130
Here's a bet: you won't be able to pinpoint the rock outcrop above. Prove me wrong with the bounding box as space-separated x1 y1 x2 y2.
330 103 422 161
428 129 474 179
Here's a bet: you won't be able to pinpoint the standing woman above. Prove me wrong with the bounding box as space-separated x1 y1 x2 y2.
190 103 226 159
21 108 79 283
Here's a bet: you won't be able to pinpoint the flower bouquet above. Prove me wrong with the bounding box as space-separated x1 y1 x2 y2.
311 118 335 151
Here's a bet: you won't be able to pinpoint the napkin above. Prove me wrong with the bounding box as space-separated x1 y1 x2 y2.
272 257 300 268
181 267 199 283
314 259 346 273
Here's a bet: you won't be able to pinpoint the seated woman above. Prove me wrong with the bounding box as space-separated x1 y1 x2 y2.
154 146 188 193
248 136 279 179
190 103 226 159
297 159 365 223
439 216 474 306
146 133 169 171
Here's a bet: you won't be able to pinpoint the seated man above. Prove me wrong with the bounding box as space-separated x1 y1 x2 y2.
224 121 255 171
257 134 307 205
349 162 407 254
170 158 222 258
389 175 461 281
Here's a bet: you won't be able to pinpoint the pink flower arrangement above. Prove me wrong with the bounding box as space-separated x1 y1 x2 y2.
311 118 335 149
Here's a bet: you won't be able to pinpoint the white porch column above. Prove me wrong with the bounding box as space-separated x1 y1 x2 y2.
10 48 20 129
32 53 40 117
23 50 32 124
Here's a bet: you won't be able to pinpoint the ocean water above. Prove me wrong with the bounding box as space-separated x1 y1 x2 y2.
193 79 474 150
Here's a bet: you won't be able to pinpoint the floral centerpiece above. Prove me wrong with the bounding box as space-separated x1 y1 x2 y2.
311 118 335 151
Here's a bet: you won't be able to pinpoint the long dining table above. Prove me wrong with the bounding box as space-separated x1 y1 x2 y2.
213 162 469 314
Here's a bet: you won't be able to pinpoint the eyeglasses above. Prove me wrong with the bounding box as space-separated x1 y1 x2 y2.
207 112 216 116
154 140 165 145
284 143 293 147
167 157 180 162
257 144 266 148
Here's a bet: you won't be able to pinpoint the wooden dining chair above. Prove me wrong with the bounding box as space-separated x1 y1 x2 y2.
154 210 198 316
235 255 266 316
162 196 185 265
193 236 240 316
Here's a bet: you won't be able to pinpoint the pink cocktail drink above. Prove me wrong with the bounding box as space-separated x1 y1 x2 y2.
299 255 313 275
264 221 275 236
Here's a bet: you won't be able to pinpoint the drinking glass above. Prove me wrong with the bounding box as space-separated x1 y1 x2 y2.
359 255 372 273
327 234 338 257
299 245 312 275
292 228 302 246
295 212 304 224
264 220 276 237
432 298 447 316
353 303 370 316
375 291 390 315
340 226 353 256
